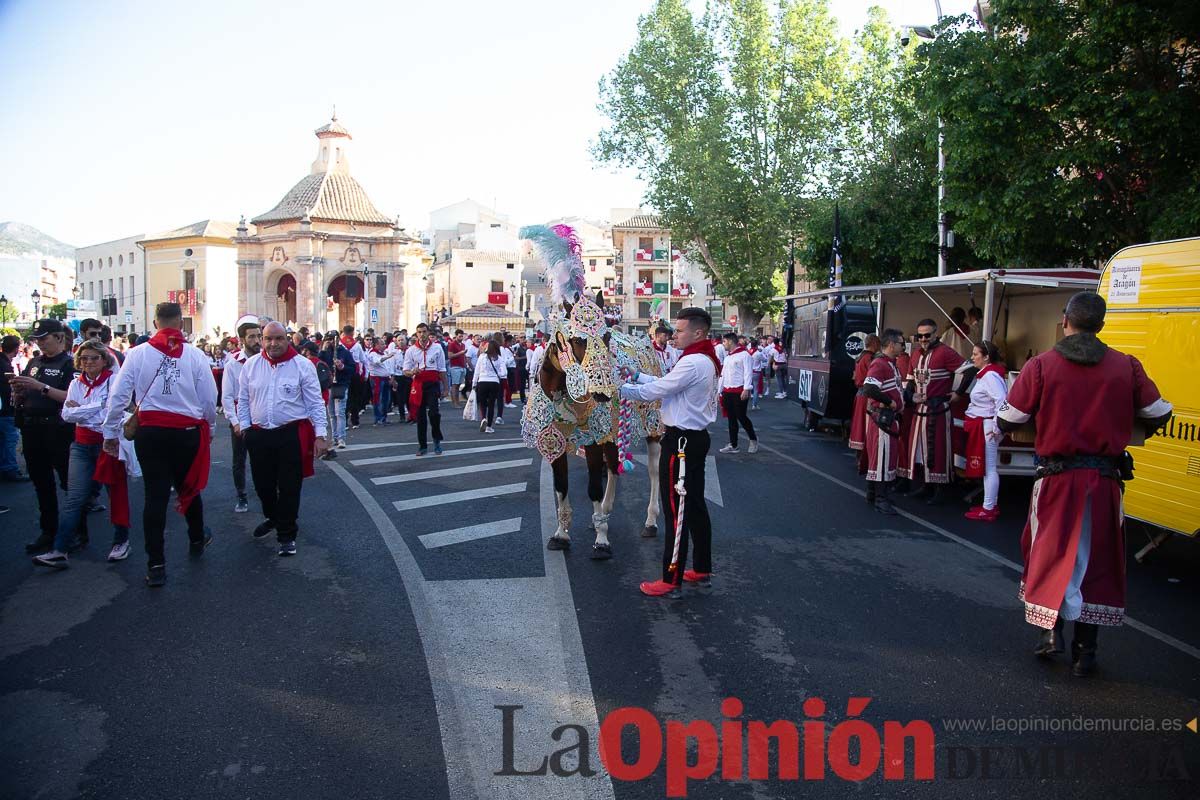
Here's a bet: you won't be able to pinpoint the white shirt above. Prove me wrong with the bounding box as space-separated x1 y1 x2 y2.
653 343 679 373
966 369 1008 435
349 341 367 375
751 349 769 372
720 349 754 391
527 344 545 378
221 351 248 425
103 341 218 440
465 341 479 368
714 343 727 365
61 372 117 434
366 349 394 377
386 343 408 376
619 352 719 430
771 345 787 364
236 353 327 437
473 353 506 384
403 342 447 374
500 346 516 370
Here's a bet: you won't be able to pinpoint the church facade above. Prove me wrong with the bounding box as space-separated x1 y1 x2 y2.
235 115 423 332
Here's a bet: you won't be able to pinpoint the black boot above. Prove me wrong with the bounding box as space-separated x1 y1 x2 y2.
1033 618 1065 658
906 480 931 498
1071 622 1099 677
925 484 949 505
865 482 877 505
875 482 899 515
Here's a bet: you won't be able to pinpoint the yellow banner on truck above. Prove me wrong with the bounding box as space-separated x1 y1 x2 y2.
1098 237 1200 542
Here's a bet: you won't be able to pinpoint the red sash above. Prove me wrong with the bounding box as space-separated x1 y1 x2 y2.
138 410 210 514
93 451 130 528
298 418 317 478
75 426 104 445
408 369 441 419
963 415 987 478
720 388 743 418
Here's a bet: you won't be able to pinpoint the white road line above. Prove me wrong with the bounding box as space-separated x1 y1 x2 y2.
372 459 532 486
757 441 1200 662
351 442 526 466
420 517 523 549
344 436 521 452
392 483 527 511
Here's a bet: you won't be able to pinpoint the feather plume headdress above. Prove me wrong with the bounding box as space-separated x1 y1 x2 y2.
521 224 586 306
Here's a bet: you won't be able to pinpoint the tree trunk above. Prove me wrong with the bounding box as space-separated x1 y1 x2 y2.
736 304 763 335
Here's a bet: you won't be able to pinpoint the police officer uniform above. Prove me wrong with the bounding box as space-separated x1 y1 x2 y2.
16 320 79 552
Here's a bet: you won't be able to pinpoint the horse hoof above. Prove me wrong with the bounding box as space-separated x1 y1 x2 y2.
547 537 571 551
590 543 613 560
640 525 657 539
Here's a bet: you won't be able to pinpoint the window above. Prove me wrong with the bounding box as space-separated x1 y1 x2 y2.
88 282 94 299
589 259 597 267
638 301 652 318
88 260 93 270
465 261 474 268
376 274 386 298
107 257 113 268
183 270 195 291
129 251 134 264
490 281 504 293
606 259 613 266
604 278 614 289
108 279 113 296
506 263 515 270
638 237 653 251
118 254 124 266
130 276 135 304
119 277 124 306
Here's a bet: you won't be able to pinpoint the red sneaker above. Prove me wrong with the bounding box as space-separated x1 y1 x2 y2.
640 579 681 597
965 507 1000 522
682 570 712 583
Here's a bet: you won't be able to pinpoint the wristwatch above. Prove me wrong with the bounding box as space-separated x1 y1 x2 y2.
40 385 49 395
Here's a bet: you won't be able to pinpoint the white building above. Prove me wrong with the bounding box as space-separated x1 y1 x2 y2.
75 234 146 333
611 212 719 331
0 222 76 323
141 221 241 339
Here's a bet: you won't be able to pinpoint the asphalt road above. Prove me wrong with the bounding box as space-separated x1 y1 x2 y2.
1 398 1197 799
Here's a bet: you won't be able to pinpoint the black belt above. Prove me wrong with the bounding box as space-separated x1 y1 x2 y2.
1034 454 1129 481
17 415 69 427
665 425 706 435
912 394 952 417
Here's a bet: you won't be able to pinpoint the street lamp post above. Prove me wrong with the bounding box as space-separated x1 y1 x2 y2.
0 294 8 327
31 289 41 319
906 2 948 276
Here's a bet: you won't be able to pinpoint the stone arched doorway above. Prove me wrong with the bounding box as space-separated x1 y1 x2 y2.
327 273 365 330
273 273 297 326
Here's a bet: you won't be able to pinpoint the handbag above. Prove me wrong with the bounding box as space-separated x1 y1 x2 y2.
462 389 479 422
123 355 170 441
330 384 348 400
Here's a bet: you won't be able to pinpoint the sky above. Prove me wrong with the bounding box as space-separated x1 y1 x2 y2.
0 0 977 247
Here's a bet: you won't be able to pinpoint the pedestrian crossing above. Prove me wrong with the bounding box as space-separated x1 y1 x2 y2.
336 426 541 579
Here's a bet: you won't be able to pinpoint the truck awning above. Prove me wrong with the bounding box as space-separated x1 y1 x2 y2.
776 268 1102 302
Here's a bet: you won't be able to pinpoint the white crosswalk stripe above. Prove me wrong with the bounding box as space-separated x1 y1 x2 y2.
351 442 526 466
419 517 523 549
343 436 521 452
392 483 527 511
372 459 532 486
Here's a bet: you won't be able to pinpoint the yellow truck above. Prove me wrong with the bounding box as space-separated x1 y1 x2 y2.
1097 237 1200 558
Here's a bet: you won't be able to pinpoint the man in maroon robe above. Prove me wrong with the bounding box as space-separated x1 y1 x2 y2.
860 330 906 514
903 318 971 504
998 292 1172 677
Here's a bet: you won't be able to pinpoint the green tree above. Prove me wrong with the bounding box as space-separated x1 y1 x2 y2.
595 0 851 331
46 302 67 320
913 0 1200 266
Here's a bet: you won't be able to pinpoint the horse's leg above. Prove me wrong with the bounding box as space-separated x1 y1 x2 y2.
601 442 619 516
642 436 662 538
585 445 613 560
547 454 572 550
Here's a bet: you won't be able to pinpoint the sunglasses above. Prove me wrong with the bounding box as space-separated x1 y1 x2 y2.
914 333 934 340
79 354 103 361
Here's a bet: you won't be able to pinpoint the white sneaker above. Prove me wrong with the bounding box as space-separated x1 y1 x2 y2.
33 550 69 569
774 392 786 399
719 444 738 454
337 439 347 450
504 402 517 408
748 440 759 454
480 420 487 433
108 541 131 561
495 417 504 425
485 427 496 434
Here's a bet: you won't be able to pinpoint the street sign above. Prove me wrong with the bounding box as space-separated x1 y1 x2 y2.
369 307 379 326
124 309 133 325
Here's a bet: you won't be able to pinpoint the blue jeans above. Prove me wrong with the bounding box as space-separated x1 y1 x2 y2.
53 442 128 552
329 394 347 441
372 378 392 423
751 372 763 405
0 415 18 475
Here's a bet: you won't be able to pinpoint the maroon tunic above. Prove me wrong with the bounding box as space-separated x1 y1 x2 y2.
902 341 968 484
848 351 876 452
863 356 905 482
999 336 1170 628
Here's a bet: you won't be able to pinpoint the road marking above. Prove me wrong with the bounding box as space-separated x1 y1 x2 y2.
392 483 527 511
634 453 723 507
352 442 526 466
420 517 523 549
344 436 521 452
757 441 1200 662
372 459 533 486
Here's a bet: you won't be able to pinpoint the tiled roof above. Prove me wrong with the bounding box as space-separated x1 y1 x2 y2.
613 214 665 230
140 219 245 243
315 118 352 138
252 172 392 226
453 249 522 264
449 303 523 319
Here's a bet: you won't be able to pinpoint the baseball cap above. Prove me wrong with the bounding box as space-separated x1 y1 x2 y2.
29 318 66 338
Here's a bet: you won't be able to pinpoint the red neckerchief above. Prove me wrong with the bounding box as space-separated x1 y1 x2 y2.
774 342 783 353
371 343 384 355
263 345 299 366
681 339 722 376
234 350 247 363
414 337 432 351
78 369 112 398
340 334 357 350
976 363 1005 381
149 327 186 358
653 341 668 353
728 345 747 356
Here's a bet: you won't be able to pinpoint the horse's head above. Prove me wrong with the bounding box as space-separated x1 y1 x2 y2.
540 294 616 403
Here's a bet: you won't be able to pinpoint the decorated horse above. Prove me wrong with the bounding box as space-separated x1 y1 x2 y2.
519 224 666 558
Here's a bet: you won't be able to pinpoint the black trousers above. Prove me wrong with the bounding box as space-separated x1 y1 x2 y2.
475 382 500 426
134 425 206 566
230 421 247 499
416 379 443 448
396 375 413 420
516 366 528 402
659 426 712 584
245 423 304 542
348 374 367 425
721 392 757 447
21 421 75 539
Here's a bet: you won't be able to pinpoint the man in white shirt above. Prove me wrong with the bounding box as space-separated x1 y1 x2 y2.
770 336 789 398
221 315 261 513
403 322 447 455
718 332 758 454
500 336 517 409
652 324 679 373
341 325 367 429
749 339 769 410
619 307 720 598
236 321 328 557
102 302 218 588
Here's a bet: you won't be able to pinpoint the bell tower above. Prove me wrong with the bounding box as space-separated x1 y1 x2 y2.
311 108 352 175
